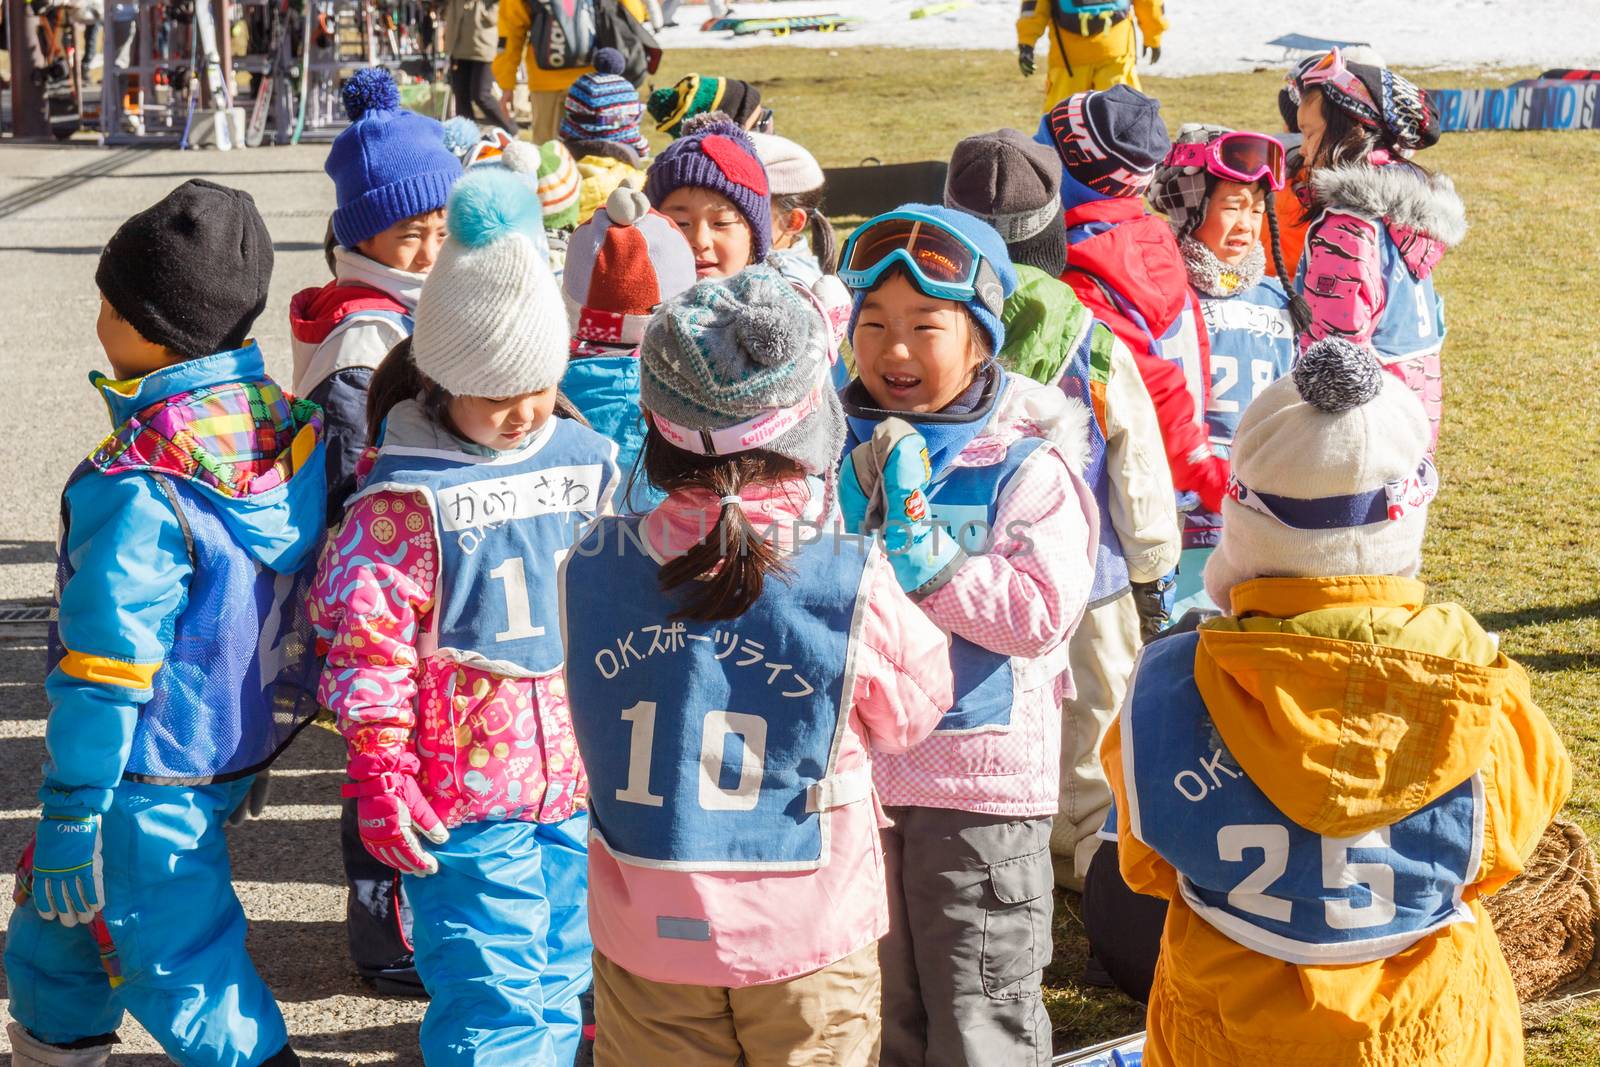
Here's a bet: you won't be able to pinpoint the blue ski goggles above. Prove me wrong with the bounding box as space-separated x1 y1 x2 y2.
839 210 1006 318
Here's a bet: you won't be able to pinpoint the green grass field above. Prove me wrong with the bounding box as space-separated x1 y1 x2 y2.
646 47 1600 1061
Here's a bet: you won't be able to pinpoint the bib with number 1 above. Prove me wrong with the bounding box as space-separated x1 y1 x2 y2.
359 417 616 677
1122 630 1483 965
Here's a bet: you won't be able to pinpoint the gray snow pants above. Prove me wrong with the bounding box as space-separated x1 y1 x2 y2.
879 806 1054 1067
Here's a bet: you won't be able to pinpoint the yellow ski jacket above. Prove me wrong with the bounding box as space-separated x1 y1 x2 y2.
1017 0 1166 105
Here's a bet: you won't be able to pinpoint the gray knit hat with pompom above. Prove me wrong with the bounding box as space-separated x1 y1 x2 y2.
640 263 842 476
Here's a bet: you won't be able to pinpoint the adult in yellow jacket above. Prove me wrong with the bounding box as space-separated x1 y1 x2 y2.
1102 338 1571 1067
1017 0 1166 111
494 0 658 141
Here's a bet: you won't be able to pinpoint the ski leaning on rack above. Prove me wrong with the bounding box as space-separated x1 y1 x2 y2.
290 0 315 143
247 0 295 145
192 0 234 148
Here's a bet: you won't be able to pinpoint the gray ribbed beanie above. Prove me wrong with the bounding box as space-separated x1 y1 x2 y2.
640 264 842 476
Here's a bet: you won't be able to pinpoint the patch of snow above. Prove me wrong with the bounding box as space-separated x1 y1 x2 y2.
658 0 1600 74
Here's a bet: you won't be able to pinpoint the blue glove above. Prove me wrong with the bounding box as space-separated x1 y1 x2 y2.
31 813 104 926
874 428 967 599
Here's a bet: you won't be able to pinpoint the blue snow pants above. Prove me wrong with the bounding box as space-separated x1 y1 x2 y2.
403 813 591 1067
4 777 290 1067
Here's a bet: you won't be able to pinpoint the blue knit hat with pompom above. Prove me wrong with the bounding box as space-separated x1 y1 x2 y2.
325 67 464 248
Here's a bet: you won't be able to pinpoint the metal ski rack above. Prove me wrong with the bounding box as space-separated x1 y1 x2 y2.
99 0 232 145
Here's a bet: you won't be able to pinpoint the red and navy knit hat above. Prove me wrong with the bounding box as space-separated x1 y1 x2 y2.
560 48 651 165
644 113 772 262
1045 85 1170 199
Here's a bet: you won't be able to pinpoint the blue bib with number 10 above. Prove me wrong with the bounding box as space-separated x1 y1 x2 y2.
1122 631 1483 965
562 516 871 872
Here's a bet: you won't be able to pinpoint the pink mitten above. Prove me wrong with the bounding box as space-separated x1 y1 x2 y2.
342 773 449 876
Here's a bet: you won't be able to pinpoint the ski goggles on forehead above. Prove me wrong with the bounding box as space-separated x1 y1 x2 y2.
1227 458 1438 530
1165 132 1287 191
839 211 1006 319
1293 48 1380 122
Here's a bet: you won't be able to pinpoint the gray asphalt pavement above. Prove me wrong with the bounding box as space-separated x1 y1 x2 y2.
0 143 427 1063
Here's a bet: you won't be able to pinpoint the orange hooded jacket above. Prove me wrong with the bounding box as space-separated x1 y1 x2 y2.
1104 576 1570 1067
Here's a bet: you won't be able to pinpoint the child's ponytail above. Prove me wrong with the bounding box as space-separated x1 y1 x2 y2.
641 425 801 621
1263 195 1313 334
773 187 836 274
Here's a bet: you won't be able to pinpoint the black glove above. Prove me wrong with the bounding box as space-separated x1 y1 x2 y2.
1018 44 1035 77
1129 579 1173 645
1143 44 1161 64
226 771 272 828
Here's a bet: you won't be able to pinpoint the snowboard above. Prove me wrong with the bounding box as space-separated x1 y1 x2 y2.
34 5 82 140
1539 68 1600 81
705 14 856 36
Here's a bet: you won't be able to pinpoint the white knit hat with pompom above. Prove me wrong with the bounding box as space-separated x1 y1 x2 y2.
412 167 569 397
1204 338 1435 611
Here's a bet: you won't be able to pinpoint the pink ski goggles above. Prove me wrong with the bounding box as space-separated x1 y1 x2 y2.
1291 48 1381 127
1163 132 1287 191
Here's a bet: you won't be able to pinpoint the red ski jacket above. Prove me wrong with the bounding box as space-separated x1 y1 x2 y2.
1059 197 1229 514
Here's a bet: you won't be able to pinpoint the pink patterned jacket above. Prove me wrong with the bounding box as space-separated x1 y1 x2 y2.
1298 159 1467 449
308 450 585 829
873 374 1099 818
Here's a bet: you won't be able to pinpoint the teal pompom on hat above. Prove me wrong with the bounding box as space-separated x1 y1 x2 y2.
326 67 464 248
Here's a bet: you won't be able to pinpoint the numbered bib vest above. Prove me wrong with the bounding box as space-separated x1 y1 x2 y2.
1189 281 1297 548
1122 631 1484 965
357 410 617 677
1056 320 1131 605
49 468 322 783
562 517 874 871
924 436 1050 734
1296 222 1446 368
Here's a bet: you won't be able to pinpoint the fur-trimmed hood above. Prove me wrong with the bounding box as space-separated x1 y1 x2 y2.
1311 162 1468 248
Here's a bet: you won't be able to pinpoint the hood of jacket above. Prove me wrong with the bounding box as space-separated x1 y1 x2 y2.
1192 575 1522 838
1311 161 1467 280
1001 263 1094 387
90 343 327 573
289 247 423 387
1062 197 1190 338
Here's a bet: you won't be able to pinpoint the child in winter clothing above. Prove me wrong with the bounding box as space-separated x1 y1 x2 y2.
290 67 463 502
749 130 853 385
646 72 768 137
288 66 463 997
838 204 1097 1066
1040 87 1229 527
1103 338 1570 1066
560 48 652 224
308 169 620 1066
1288 49 1464 452
493 0 659 143
645 112 772 280
945 128 1180 891
536 137 583 276
1016 0 1166 110
560 264 951 1066
562 185 698 511
1147 123 1302 617
6 180 324 1067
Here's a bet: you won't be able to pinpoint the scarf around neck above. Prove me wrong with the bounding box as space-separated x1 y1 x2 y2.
842 362 1004 478
1180 235 1266 298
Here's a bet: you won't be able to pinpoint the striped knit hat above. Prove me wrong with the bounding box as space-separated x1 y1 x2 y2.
560 48 650 165
536 140 581 230
647 73 763 137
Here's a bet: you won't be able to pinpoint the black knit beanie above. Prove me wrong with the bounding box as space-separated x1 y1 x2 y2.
95 179 274 359
945 128 1067 278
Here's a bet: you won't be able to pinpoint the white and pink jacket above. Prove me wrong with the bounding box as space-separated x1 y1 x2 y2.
579 479 953 987
873 375 1099 818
